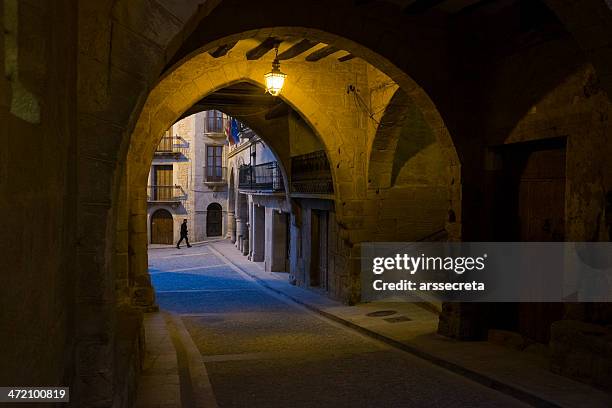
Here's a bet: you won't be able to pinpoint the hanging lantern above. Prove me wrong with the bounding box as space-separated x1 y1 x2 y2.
264 44 286 96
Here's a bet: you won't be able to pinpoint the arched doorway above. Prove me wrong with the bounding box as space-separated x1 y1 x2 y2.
207 203 223 237
150 209 173 244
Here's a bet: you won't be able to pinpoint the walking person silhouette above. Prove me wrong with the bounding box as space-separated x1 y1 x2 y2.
177 219 192 248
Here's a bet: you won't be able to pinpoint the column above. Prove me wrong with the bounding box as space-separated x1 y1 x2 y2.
248 200 254 260
264 208 288 272
251 205 265 262
236 217 244 249
128 185 157 310
228 211 236 242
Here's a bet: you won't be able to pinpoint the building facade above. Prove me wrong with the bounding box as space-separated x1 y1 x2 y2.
226 111 338 296
147 110 229 245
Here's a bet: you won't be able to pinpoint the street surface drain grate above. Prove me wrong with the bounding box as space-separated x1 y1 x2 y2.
384 316 412 323
366 310 397 317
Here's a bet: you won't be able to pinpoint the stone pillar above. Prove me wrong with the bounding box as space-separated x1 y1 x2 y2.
235 218 243 249
128 186 157 311
114 169 130 305
236 217 248 255
265 208 288 272
247 202 252 259
251 205 265 262
227 211 236 242
242 224 249 256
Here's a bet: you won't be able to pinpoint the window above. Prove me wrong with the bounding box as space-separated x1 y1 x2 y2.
206 145 224 181
206 110 224 133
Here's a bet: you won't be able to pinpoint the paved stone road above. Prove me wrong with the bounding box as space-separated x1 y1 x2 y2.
149 243 528 408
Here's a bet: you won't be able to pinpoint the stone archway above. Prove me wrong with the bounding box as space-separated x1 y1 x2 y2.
206 203 223 237
125 37 461 255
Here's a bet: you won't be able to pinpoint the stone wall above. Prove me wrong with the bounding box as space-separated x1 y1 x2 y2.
0 0 78 391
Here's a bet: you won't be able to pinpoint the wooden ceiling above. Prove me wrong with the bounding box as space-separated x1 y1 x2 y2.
207 37 354 64
179 82 289 122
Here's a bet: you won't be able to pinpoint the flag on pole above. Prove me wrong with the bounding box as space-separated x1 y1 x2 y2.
229 118 240 145
225 117 233 144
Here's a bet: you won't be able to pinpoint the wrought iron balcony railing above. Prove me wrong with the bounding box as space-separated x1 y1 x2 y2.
147 185 186 202
204 166 227 184
204 117 228 134
290 150 334 194
154 137 188 156
239 161 284 192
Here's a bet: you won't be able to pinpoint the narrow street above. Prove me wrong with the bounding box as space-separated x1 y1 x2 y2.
148 241 527 408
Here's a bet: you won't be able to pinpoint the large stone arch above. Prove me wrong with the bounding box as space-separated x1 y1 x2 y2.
143 31 462 246
366 87 460 242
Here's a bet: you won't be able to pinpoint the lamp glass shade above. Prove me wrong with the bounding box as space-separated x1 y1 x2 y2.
264 69 286 96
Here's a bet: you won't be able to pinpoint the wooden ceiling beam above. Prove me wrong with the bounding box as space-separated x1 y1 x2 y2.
277 39 319 60
246 37 279 60
208 41 238 58
338 53 355 62
305 45 340 62
265 103 290 120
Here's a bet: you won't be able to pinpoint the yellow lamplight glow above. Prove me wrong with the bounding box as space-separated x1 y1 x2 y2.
264 68 286 96
265 45 286 96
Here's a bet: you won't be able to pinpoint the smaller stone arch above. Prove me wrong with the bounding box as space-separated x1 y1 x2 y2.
206 202 223 237
367 87 459 242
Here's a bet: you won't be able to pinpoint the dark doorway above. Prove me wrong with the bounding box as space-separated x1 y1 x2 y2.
151 209 174 244
489 137 566 343
310 210 328 289
207 203 223 237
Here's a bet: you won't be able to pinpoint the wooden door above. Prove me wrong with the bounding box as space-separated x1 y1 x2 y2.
518 149 566 242
151 209 173 244
517 148 566 343
490 141 567 343
206 203 222 237
154 165 173 200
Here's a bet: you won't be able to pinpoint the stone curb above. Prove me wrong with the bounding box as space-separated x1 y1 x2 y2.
212 244 562 408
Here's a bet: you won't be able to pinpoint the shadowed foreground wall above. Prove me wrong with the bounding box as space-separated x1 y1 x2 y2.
0 0 77 389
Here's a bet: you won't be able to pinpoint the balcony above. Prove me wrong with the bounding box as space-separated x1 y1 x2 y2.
154 137 188 157
147 185 186 203
204 116 228 137
239 161 284 192
290 150 334 195
204 166 227 187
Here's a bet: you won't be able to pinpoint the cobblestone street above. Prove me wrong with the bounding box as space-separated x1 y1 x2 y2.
148 241 528 408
